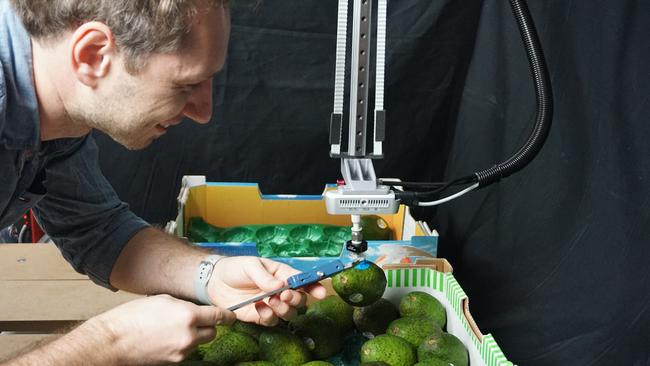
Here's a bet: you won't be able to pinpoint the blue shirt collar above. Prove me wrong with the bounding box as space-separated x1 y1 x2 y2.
0 0 40 150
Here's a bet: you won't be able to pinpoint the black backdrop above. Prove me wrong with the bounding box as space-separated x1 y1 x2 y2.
95 1 650 364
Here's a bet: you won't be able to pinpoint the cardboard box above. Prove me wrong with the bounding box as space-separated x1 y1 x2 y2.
167 176 514 365
381 260 514 366
166 176 439 270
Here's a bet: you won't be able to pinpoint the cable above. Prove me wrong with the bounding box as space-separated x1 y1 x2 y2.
380 176 476 191
475 0 553 186
394 180 477 207
417 183 480 207
378 179 446 189
384 0 552 206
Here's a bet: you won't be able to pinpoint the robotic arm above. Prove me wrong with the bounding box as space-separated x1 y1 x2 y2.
325 0 397 255
325 0 553 256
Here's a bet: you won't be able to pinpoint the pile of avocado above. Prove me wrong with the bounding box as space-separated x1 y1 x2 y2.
177 261 468 366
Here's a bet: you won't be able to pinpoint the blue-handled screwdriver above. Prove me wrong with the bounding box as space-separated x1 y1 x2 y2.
226 259 356 311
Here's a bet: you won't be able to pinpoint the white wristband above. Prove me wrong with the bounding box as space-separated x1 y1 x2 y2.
194 255 223 305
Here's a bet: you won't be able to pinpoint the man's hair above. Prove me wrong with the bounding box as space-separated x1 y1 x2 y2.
10 0 225 72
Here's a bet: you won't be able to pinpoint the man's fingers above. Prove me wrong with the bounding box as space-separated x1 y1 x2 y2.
244 260 285 293
303 283 328 299
268 295 297 321
194 305 236 327
279 289 307 308
254 302 279 327
194 326 217 344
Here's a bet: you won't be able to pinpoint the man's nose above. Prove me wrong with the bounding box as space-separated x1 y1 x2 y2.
182 78 213 124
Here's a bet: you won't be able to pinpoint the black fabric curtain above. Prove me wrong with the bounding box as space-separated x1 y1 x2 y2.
95 1 650 364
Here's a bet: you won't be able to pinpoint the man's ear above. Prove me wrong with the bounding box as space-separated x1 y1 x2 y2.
69 22 115 87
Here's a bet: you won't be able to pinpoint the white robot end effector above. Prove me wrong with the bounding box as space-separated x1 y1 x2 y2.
325 158 400 254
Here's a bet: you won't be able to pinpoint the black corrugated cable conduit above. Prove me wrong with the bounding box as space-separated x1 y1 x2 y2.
474 0 553 186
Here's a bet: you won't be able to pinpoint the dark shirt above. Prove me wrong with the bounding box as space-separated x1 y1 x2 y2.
0 0 149 288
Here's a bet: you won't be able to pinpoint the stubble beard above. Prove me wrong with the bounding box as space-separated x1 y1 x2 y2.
66 98 155 151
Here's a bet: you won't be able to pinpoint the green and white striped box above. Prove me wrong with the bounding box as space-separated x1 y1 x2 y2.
382 262 513 366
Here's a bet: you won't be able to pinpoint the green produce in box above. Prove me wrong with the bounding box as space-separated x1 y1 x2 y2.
360 334 416 366
202 331 258 365
289 313 343 359
417 332 468 366
353 298 400 336
399 291 447 329
232 320 266 341
360 215 392 240
259 328 311 366
197 324 232 357
386 316 442 348
414 359 456 366
306 295 354 332
332 261 386 306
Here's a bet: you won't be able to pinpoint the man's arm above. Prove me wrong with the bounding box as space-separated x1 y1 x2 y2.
111 227 328 325
2 317 117 366
110 227 206 300
2 295 236 366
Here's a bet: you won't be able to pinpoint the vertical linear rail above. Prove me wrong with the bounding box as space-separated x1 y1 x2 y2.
373 0 387 157
347 0 372 157
330 0 349 156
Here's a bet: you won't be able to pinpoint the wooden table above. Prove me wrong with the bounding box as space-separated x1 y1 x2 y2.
0 244 141 360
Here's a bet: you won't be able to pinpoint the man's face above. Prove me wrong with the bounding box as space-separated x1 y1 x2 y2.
70 4 230 150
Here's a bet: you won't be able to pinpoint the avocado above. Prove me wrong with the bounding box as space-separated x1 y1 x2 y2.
297 305 308 315
398 291 446 329
353 298 400 336
359 363 391 366
417 332 468 366
235 362 277 366
183 349 203 361
360 215 392 240
360 334 416 366
232 320 266 341
202 331 259 365
414 360 455 366
386 316 442 348
289 313 343 359
332 261 386 307
197 325 233 357
302 362 335 366
259 328 311 366
306 295 354 331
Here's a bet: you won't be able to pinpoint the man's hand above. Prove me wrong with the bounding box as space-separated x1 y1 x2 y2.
94 294 236 365
5 295 236 366
209 257 328 326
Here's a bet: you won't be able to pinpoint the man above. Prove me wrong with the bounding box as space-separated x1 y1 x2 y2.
0 0 326 364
